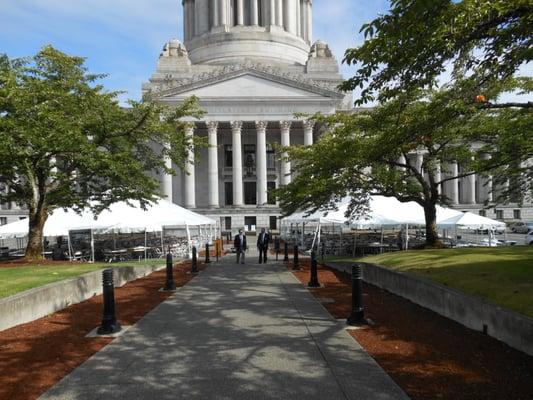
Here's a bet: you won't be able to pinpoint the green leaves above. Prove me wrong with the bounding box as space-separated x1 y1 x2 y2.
343 0 532 105
0 45 204 215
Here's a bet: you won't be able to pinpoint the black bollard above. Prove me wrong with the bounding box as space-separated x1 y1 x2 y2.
205 243 211 264
292 245 300 270
283 241 289 261
215 240 219 262
163 252 176 291
347 264 367 326
308 251 320 288
191 246 199 273
321 242 325 261
97 269 121 334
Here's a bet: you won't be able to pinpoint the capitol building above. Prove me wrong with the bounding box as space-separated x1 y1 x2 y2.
1 0 530 228
142 0 352 233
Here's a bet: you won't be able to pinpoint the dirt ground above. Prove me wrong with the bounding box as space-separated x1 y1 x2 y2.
0 260 206 400
289 260 533 400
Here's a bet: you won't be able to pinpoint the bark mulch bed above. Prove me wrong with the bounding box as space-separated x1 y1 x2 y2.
287 260 533 400
0 260 207 400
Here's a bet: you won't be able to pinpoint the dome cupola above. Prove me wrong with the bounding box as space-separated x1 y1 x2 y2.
182 0 313 65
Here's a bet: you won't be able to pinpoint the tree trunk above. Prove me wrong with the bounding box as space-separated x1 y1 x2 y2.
25 202 49 261
423 202 440 248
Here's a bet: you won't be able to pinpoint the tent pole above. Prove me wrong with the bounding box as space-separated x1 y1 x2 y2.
405 224 409 251
144 229 147 260
90 229 95 263
186 223 192 259
311 224 318 251
67 232 72 261
352 231 356 258
316 221 322 252
380 227 384 254
160 229 164 253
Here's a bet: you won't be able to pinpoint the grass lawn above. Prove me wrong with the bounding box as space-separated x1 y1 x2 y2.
325 246 533 318
0 259 165 299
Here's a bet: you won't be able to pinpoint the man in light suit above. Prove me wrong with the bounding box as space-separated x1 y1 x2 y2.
257 227 270 264
234 229 247 264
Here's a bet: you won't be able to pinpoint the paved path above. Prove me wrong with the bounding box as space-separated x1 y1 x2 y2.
41 252 409 400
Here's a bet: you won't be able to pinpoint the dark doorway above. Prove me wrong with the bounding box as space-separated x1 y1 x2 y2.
244 181 257 205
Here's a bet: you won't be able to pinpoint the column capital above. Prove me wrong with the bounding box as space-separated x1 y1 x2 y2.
279 120 292 131
255 120 268 131
206 121 219 134
230 120 243 133
303 119 315 131
185 124 195 135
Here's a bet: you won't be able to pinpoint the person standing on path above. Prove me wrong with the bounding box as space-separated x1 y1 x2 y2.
234 229 247 264
257 228 270 264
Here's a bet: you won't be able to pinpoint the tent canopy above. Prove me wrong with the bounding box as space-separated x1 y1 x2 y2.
282 196 464 228
438 212 505 230
0 200 216 239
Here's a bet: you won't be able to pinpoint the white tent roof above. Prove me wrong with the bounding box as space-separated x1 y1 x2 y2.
0 200 216 239
438 212 506 230
281 209 346 224
283 196 463 228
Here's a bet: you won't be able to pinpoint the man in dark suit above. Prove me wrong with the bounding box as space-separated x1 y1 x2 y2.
234 229 247 264
257 228 269 264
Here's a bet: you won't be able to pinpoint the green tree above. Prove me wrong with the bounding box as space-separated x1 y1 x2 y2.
276 81 532 247
343 0 532 106
0 46 203 260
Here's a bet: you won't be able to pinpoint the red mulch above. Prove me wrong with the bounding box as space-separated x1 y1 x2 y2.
0 261 206 400
287 260 533 400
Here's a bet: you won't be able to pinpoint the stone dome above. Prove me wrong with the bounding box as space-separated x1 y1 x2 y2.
182 0 313 66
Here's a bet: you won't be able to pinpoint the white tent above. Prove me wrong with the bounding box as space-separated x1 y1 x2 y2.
0 200 217 260
281 196 465 252
282 196 463 228
0 200 215 238
438 212 506 230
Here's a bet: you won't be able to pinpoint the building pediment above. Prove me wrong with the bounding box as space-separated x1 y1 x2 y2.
152 64 344 100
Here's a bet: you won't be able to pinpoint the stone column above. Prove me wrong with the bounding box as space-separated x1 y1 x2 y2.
463 173 476 204
210 0 218 28
275 0 283 26
207 121 220 208
303 120 315 146
219 0 227 27
184 125 196 208
183 1 190 40
434 162 442 195
306 0 312 42
256 121 268 205
280 121 292 185
231 121 244 206
296 0 301 37
250 0 259 25
444 162 459 205
480 154 493 203
236 0 244 25
195 0 201 35
284 0 297 34
415 153 424 175
161 152 173 201
301 0 307 41
269 0 276 26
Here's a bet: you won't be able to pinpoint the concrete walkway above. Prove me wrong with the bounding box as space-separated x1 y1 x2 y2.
41 251 409 400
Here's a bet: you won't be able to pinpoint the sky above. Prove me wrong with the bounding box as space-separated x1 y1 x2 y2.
0 1 528 104
0 0 389 103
